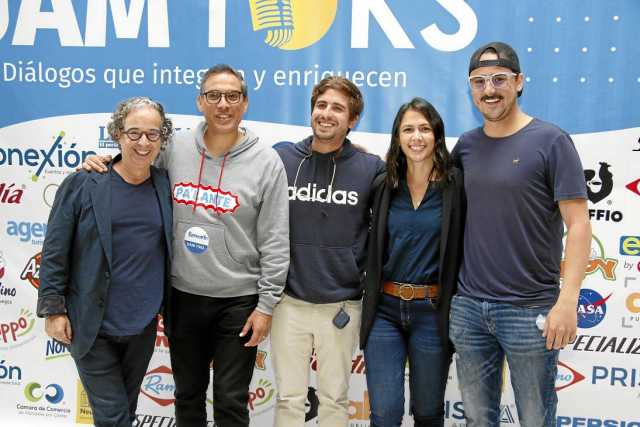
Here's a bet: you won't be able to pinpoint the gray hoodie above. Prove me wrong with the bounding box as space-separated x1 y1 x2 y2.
157 121 289 314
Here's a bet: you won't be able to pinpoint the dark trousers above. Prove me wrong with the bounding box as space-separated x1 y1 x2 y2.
168 288 258 427
74 318 157 427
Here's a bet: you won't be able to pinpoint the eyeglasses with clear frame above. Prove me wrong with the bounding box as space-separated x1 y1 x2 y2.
468 72 518 91
122 128 162 142
201 90 243 105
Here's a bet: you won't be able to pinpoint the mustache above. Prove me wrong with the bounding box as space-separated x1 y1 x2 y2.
481 95 503 102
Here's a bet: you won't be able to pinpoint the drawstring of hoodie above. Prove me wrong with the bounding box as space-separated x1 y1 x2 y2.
193 149 229 216
292 149 337 198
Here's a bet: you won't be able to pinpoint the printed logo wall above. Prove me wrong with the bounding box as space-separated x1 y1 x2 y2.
1 1 639 426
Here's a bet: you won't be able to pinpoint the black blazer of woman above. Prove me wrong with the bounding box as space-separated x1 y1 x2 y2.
360 167 466 356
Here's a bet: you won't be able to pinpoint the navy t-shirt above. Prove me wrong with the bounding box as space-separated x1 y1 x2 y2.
452 118 587 306
100 169 165 336
383 180 442 284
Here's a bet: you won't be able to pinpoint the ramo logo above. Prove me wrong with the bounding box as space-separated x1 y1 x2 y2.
0 131 96 182
141 365 175 406
577 289 612 329
249 0 337 50
20 252 41 289
0 309 36 347
555 361 586 391
24 382 64 404
626 178 640 198
562 234 617 281
6 220 47 245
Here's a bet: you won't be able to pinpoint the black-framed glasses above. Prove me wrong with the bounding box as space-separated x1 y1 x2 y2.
122 128 162 142
468 72 518 91
201 90 243 105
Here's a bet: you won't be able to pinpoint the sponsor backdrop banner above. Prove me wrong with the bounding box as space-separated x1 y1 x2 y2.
1 1 639 426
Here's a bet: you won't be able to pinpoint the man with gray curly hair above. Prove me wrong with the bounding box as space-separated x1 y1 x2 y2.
38 97 174 427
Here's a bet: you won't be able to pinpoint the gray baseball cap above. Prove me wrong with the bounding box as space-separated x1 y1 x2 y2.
468 41 521 75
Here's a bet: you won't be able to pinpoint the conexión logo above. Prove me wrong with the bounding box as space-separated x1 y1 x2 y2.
0 360 23 385
20 252 41 289
577 289 612 329
555 361 586 391
140 365 175 406
0 132 96 182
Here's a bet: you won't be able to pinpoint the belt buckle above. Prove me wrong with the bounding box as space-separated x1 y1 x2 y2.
398 284 415 301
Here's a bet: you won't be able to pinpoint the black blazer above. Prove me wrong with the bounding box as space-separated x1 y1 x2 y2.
37 155 174 358
360 168 465 355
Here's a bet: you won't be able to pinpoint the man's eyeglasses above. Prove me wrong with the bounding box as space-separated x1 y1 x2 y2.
468 72 518 91
122 129 162 142
201 90 243 105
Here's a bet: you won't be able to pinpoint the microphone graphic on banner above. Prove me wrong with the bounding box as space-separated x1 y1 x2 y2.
249 0 294 48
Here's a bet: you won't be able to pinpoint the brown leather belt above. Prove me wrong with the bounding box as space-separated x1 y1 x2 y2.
383 281 439 301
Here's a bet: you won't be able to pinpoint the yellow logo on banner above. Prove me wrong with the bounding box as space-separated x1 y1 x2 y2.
249 0 338 50
75 381 94 424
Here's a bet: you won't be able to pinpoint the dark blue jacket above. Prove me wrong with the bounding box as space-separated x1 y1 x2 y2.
274 137 385 303
36 156 173 358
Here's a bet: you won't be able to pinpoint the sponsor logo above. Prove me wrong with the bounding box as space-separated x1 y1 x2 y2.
247 378 276 415
570 335 640 354
577 289 611 329
255 349 268 370
0 360 23 386
310 351 366 374
173 182 240 214
75 380 93 424
98 126 119 149
444 400 516 423
592 365 640 388
20 252 41 289
288 183 359 206
6 220 47 245
17 382 71 418
585 162 613 203
154 315 169 353
0 308 37 349
0 251 17 306
305 387 320 422
184 226 209 254
141 365 175 406
627 178 640 197
622 293 640 329
0 132 96 182
45 338 71 361
135 414 214 427
0 182 25 204
584 162 623 222
563 234 617 281
24 382 64 404
621 236 640 256
249 0 337 50
42 183 59 208
557 417 640 427
555 361 586 391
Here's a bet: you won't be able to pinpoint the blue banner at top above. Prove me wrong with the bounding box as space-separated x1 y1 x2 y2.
1 0 638 135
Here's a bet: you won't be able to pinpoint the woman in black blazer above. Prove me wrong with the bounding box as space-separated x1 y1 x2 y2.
360 97 465 427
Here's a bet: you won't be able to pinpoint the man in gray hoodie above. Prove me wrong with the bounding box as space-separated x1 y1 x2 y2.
83 64 290 427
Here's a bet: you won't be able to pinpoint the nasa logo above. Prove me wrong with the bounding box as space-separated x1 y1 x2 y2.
577 289 612 329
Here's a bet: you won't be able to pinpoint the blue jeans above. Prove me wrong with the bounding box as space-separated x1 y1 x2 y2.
363 294 450 427
449 295 559 427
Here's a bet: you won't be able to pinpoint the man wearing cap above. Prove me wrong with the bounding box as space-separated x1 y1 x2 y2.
448 42 591 426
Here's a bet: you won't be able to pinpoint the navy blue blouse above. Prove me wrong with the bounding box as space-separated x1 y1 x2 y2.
382 180 442 284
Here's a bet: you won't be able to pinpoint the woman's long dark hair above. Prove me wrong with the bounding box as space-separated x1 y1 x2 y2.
385 97 451 189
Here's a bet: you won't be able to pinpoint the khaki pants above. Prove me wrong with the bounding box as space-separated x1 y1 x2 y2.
271 294 361 427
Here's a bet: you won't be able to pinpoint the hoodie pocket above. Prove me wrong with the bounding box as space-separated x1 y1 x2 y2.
174 221 245 282
289 244 361 291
